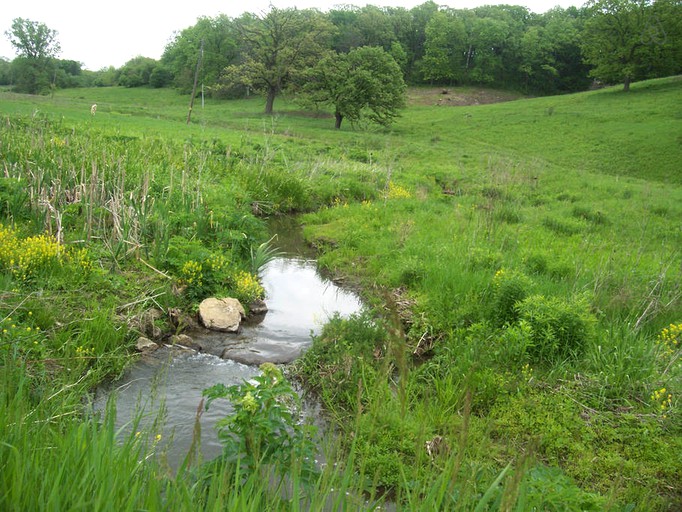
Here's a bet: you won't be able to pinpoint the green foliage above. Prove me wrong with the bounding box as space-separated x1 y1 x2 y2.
203 363 318 485
1 75 681 510
295 312 386 411
162 15 239 93
117 56 158 87
249 235 283 275
516 464 607 511
0 178 28 220
515 293 596 362
213 7 334 114
582 0 682 90
490 268 534 326
5 18 60 60
302 46 407 129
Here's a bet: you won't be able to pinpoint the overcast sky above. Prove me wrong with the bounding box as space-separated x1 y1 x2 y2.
1 0 584 71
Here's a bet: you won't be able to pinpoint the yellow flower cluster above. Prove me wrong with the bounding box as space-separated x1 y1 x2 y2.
75 345 94 357
386 181 412 200
71 248 93 273
493 268 506 284
657 323 681 358
234 270 264 303
521 363 533 382
0 225 93 282
651 387 673 417
0 225 59 280
207 253 228 273
179 260 203 287
332 197 348 208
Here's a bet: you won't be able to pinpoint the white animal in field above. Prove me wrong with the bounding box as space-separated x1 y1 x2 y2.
91 104 97 115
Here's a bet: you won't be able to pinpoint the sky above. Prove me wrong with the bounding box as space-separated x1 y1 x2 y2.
1 0 584 71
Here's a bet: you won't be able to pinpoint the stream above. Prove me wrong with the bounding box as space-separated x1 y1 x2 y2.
94 219 363 469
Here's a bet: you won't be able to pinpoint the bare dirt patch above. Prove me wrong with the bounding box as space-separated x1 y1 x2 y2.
407 86 524 107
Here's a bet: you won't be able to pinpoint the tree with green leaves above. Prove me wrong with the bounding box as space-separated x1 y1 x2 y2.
162 15 239 93
117 56 158 87
582 0 657 91
5 18 60 60
518 7 590 94
217 7 334 114
421 10 467 83
4 18 61 94
301 46 406 129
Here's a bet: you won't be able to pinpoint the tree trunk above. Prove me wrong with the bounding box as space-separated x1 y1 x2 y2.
334 112 343 129
265 87 276 114
623 75 631 92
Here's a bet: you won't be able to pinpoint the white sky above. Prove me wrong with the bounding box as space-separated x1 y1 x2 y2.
1 0 583 71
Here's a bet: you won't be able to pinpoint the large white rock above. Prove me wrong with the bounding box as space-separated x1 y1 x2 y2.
198 298 246 332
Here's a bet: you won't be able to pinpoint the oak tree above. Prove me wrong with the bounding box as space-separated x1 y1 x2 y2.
218 7 334 114
302 46 406 129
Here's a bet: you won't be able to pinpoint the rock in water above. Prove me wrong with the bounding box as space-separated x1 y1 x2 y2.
249 299 269 315
136 336 159 352
198 298 246 332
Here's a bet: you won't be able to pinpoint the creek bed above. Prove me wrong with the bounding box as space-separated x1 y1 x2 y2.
95 248 362 469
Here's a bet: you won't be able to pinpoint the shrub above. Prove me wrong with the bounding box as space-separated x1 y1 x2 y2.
0 178 29 220
515 294 596 362
490 269 533 326
232 270 265 305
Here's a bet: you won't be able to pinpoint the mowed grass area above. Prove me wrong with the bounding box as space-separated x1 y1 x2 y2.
1 76 681 510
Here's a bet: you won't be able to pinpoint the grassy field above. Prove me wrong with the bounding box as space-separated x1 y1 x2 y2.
1 77 681 510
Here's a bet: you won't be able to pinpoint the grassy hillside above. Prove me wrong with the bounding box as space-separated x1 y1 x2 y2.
1 77 681 510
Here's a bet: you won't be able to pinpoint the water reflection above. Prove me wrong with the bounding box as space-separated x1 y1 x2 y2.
95 254 363 468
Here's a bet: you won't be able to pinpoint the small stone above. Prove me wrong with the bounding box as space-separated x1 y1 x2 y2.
136 336 158 352
170 333 200 350
249 299 268 315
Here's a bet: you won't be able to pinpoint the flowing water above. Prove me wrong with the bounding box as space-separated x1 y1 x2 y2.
94 221 363 468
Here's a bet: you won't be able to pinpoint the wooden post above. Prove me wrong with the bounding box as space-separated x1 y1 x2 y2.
186 39 204 125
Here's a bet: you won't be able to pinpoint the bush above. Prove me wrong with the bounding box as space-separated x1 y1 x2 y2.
515 294 596 362
490 269 533 326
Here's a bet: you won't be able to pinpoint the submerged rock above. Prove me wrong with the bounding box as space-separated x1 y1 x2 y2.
221 341 305 365
169 333 199 350
198 298 245 333
249 299 269 316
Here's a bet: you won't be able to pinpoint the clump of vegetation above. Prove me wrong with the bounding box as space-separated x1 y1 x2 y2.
203 363 318 485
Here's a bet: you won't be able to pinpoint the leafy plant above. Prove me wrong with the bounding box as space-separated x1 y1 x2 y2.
515 293 596 362
249 235 282 275
490 268 534 326
203 363 319 486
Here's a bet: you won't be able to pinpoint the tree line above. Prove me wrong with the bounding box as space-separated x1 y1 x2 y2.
3 1 681 103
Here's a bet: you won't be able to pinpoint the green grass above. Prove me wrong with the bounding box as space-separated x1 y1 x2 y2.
1 76 681 510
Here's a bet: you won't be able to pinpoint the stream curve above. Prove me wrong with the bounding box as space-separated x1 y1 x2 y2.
95 251 363 468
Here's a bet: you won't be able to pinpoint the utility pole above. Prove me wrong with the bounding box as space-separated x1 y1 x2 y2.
186 39 204 125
